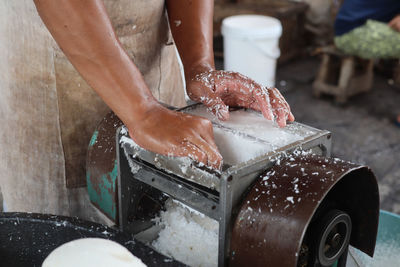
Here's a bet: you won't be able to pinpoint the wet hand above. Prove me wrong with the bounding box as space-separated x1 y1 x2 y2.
389 15 400 32
127 105 222 170
186 70 294 127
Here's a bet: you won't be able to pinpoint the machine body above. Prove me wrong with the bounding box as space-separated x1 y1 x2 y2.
87 105 379 267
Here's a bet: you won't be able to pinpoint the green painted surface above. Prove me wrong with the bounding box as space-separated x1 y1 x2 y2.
86 160 118 221
89 130 99 147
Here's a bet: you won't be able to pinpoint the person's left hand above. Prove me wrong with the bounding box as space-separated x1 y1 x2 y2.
389 15 400 32
186 69 295 127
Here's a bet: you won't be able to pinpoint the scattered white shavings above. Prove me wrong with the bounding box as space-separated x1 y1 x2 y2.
152 199 218 267
286 196 294 204
293 184 299 194
120 136 139 149
180 163 189 174
174 20 181 27
292 149 313 157
120 135 142 174
127 160 141 174
120 126 128 135
262 170 275 181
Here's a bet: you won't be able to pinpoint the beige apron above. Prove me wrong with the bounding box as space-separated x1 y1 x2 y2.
0 0 185 224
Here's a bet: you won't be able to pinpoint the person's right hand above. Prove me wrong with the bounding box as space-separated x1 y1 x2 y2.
389 15 400 32
126 104 223 170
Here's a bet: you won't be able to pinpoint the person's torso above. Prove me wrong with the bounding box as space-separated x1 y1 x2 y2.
335 0 400 36
0 0 185 217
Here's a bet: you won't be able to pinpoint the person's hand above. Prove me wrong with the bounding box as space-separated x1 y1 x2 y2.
389 15 400 32
127 104 222 169
186 69 295 127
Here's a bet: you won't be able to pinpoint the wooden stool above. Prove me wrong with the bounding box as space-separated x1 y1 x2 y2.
393 60 400 86
313 46 374 104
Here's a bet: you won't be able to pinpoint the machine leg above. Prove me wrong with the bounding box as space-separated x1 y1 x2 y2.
219 178 233 267
117 143 133 231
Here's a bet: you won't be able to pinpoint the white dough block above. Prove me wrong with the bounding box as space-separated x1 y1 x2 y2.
186 106 303 165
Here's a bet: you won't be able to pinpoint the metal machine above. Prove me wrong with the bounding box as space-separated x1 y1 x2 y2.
87 104 379 267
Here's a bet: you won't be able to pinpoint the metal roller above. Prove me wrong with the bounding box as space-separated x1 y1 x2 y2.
230 154 379 267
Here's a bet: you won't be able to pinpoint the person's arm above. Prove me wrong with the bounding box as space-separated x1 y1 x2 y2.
166 0 294 127
33 0 222 169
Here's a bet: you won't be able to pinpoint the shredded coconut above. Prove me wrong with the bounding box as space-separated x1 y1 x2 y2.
152 199 218 267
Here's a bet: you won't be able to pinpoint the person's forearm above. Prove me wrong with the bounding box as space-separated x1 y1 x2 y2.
34 0 158 127
166 0 215 80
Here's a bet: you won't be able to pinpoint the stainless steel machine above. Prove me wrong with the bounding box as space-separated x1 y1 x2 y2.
87 104 379 267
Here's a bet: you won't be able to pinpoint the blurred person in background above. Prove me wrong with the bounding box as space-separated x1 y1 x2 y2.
334 0 400 125
334 0 400 59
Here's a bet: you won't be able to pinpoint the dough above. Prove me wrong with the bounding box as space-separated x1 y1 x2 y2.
42 238 146 267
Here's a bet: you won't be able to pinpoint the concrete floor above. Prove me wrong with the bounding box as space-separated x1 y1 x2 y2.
275 57 400 214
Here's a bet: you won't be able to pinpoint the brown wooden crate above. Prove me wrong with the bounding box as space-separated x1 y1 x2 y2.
214 1 309 63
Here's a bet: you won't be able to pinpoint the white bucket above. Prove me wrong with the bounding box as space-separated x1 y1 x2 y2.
222 15 282 87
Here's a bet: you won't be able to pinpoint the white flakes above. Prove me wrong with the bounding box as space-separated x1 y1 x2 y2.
286 196 294 204
120 136 139 149
128 160 141 174
174 20 181 27
293 184 299 194
152 199 218 267
120 126 128 135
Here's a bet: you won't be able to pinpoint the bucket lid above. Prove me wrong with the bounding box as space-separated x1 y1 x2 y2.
221 15 282 39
